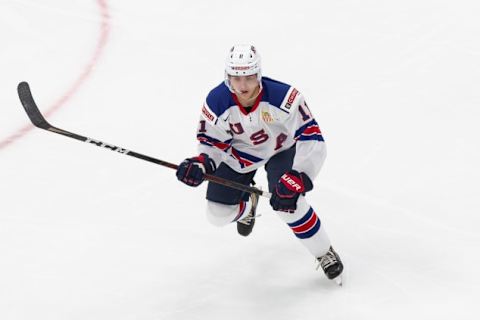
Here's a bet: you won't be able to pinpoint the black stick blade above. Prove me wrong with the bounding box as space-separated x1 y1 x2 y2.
17 81 50 129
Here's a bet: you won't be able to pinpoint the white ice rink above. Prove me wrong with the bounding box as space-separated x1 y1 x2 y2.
1 0 479 319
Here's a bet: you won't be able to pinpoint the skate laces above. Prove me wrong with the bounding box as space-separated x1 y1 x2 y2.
238 212 262 224
316 249 337 271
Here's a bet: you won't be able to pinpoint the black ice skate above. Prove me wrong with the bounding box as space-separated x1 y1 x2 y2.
236 192 259 237
317 246 344 285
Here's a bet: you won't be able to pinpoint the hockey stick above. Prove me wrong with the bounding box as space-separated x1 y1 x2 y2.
17 81 271 198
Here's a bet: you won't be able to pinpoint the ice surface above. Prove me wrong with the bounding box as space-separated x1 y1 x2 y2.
1 0 479 319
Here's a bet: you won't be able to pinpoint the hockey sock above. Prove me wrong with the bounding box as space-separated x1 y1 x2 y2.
276 196 331 257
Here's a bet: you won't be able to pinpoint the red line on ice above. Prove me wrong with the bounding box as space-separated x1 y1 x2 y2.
0 0 110 150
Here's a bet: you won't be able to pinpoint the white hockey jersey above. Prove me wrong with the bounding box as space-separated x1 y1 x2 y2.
197 77 326 180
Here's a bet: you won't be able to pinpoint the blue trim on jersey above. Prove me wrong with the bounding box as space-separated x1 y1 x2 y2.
298 135 324 142
199 141 211 147
261 77 292 110
232 148 263 162
229 147 264 169
197 133 232 144
294 119 324 141
197 133 220 144
205 83 236 117
205 77 293 117
294 119 317 138
197 133 232 150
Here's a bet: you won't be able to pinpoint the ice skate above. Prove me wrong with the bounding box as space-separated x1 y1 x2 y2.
317 246 344 285
237 192 259 237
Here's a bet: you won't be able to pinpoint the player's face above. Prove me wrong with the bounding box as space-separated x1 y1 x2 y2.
229 74 260 99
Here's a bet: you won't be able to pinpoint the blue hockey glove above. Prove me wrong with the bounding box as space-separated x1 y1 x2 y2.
176 153 216 187
270 170 313 213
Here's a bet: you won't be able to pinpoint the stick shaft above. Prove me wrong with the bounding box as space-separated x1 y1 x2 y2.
17 81 271 198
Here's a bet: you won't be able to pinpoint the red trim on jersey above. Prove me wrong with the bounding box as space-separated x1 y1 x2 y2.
232 89 264 116
231 148 254 167
214 142 230 150
303 126 321 135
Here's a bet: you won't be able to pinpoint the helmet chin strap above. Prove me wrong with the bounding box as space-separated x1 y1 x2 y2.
251 84 262 100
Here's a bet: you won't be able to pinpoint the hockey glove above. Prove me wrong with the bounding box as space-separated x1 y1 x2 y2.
270 170 313 213
176 153 216 187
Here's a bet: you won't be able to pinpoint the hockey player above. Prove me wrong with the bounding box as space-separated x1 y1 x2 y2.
176 44 343 282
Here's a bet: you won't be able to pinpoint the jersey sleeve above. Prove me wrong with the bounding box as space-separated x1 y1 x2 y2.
287 92 327 180
196 102 233 168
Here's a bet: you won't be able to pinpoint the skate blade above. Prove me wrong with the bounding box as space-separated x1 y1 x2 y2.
333 275 343 286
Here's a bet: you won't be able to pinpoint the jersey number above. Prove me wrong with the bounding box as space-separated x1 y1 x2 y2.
199 120 207 133
299 103 311 121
